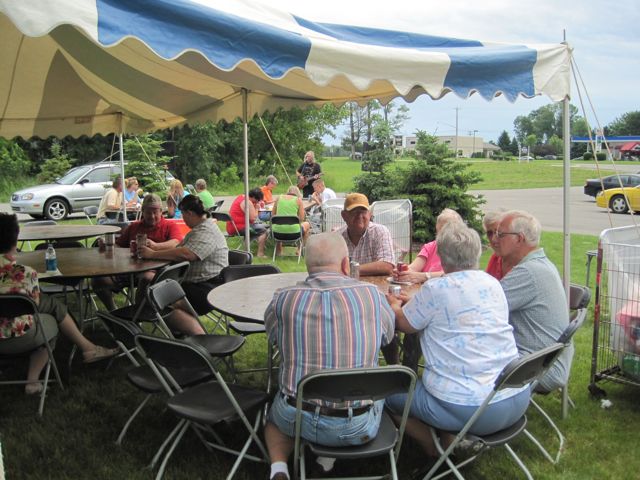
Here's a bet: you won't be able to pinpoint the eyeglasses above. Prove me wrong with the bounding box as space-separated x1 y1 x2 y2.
495 231 522 239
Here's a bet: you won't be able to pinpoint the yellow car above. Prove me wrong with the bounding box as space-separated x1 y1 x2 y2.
596 187 640 213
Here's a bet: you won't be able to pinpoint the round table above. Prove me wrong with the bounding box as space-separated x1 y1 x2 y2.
17 247 169 278
18 224 122 242
206 272 419 324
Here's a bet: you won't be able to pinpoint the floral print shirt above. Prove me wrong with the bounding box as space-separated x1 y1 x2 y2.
0 254 40 339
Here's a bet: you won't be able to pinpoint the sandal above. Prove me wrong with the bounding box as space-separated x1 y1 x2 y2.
83 346 119 364
25 382 44 395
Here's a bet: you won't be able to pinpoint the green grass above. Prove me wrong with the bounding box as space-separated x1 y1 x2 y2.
3 226 640 479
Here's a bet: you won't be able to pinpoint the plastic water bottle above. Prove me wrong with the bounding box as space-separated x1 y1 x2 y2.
45 243 57 272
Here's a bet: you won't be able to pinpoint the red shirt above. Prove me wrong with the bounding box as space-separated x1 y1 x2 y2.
486 253 504 280
227 194 254 235
116 217 184 247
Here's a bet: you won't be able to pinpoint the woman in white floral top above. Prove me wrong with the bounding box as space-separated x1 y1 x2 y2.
0 214 118 394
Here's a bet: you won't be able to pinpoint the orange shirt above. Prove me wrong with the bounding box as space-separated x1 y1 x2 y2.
260 185 273 204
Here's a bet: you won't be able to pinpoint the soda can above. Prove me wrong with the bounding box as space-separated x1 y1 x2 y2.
136 233 147 248
397 261 408 272
105 232 115 246
349 260 360 279
389 285 402 297
98 236 106 253
129 239 138 257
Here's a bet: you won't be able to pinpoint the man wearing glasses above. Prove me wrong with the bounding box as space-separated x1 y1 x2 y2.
492 210 572 393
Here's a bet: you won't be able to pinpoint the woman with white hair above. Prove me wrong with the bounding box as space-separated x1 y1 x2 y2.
483 209 506 280
395 208 463 284
385 221 530 457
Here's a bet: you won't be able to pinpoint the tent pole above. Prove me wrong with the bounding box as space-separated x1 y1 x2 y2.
119 131 128 223
242 89 250 252
562 97 571 296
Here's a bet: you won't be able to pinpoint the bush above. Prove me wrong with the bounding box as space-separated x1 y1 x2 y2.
583 152 594 160
595 152 607 161
37 141 73 183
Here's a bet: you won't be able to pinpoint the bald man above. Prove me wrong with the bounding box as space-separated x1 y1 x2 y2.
264 232 395 480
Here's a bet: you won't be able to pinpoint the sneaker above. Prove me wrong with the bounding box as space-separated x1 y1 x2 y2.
453 437 485 460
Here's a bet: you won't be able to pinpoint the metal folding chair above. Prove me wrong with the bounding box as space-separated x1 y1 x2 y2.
228 249 253 266
0 294 64 416
83 205 99 224
135 334 270 480
211 211 257 249
422 343 565 480
271 215 304 263
293 366 417 480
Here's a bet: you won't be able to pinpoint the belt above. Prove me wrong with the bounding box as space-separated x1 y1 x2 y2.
285 396 372 418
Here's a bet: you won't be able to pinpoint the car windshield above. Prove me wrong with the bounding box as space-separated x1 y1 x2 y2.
56 166 92 185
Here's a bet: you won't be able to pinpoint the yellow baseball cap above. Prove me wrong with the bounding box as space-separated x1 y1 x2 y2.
343 193 370 211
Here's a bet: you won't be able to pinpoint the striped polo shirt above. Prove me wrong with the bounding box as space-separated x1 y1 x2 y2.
265 271 395 404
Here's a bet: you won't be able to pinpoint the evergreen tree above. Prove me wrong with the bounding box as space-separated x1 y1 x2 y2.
497 130 511 152
37 141 73 183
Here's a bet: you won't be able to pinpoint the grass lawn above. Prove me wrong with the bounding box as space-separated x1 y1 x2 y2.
2 224 640 480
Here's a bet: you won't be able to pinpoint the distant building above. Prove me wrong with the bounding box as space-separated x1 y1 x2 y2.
572 135 640 159
401 134 494 157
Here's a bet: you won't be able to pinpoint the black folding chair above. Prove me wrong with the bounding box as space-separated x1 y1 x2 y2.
135 334 270 480
228 249 253 266
211 211 261 250
0 294 64 416
293 366 417 480
422 343 566 480
270 215 304 263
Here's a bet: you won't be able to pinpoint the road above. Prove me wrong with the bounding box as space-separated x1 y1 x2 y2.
471 186 640 236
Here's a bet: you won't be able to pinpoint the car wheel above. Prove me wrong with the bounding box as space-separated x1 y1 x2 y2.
44 198 69 220
609 195 629 214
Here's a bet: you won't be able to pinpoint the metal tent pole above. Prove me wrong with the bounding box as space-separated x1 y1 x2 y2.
242 89 250 252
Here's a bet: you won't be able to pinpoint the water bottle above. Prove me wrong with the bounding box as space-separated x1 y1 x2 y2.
45 243 57 272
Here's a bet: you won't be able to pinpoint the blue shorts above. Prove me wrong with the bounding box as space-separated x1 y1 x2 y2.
268 393 384 447
386 382 530 436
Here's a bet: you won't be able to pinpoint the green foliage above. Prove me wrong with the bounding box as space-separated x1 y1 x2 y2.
548 134 563 154
509 137 519 155
513 103 582 142
37 141 73 183
173 122 224 183
497 130 511 152
596 152 607 161
607 110 640 135
583 151 594 160
0 138 31 178
123 134 170 194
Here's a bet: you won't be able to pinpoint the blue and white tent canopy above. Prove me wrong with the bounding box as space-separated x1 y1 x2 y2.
0 0 571 138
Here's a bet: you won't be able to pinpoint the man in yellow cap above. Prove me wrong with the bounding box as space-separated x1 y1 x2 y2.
338 193 394 276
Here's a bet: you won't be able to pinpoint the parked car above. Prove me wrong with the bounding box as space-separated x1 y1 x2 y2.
595 187 640 214
543 155 557 160
518 155 535 161
11 162 175 220
583 174 640 198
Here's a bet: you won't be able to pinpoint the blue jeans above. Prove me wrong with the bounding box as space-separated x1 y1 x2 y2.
268 393 384 447
386 382 531 436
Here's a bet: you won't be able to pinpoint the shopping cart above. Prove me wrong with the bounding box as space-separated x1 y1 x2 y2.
589 225 640 397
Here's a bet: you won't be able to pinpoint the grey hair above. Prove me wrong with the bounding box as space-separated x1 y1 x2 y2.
286 185 302 197
195 178 207 190
437 208 463 226
504 210 541 247
482 209 507 229
305 232 348 271
266 175 278 186
436 222 482 272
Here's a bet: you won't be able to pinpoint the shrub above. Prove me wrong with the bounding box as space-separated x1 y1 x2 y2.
596 152 607 161
37 141 73 183
583 152 594 160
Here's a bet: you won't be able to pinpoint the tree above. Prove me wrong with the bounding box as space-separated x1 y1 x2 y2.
123 134 170 194
0 138 31 179
525 134 537 158
548 134 563 155
607 111 640 136
37 141 73 183
497 131 511 152
354 132 484 242
509 137 519 155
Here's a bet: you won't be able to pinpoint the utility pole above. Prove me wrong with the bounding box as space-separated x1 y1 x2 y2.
454 107 460 158
472 129 478 157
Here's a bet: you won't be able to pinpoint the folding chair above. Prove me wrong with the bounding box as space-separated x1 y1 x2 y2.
228 249 253 266
211 211 252 249
209 199 224 214
146 279 245 376
371 199 413 262
421 343 566 480
523 284 591 465
293 366 417 480
218 264 280 337
135 334 270 480
271 215 304 263
97 313 212 448
107 261 191 336
0 294 64 416
83 205 99 224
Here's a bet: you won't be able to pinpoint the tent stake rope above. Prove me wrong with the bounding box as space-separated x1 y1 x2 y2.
258 115 295 187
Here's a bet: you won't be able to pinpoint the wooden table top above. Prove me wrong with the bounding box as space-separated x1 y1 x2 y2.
16 247 169 279
18 224 121 241
207 272 420 323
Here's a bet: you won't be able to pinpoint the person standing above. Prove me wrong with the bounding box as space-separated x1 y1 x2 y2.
296 151 321 198
195 178 215 210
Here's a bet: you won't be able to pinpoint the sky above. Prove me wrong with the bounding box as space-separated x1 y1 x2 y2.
265 0 640 144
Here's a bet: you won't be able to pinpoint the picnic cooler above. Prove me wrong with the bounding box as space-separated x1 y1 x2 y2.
590 225 640 395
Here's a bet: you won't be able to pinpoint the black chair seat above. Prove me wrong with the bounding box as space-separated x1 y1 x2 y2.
307 411 399 459
167 381 268 424
476 415 527 447
127 365 213 394
229 321 266 335
185 334 245 357
110 303 158 322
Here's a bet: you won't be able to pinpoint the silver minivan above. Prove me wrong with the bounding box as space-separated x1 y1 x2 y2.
11 163 123 220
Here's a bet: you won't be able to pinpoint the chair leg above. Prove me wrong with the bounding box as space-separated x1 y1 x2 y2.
561 384 570 419
116 394 152 445
504 443 534 480
525 398 565 464
153 420 190 479
148 419 187 470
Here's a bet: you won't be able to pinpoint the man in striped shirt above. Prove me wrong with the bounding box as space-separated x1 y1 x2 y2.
264 232 395 480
